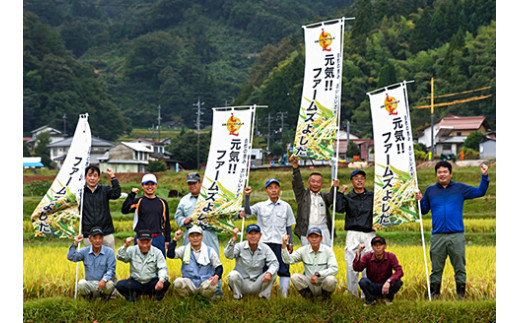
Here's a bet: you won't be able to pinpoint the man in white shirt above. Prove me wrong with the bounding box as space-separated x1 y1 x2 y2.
281 227 338 302
241 178 296 297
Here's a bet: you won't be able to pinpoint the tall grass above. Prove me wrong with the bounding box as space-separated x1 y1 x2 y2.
23 244 495 301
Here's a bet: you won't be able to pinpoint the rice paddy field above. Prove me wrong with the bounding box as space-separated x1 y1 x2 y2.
22 164 497 322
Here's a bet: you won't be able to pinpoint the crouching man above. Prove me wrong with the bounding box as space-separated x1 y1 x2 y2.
353 236 403 306
224 224 279 300
67 227 116 300
115 230 170 301
281 227 338 301
167 226 223 298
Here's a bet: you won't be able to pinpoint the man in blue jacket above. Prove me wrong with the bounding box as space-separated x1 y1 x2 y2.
417 161 489 300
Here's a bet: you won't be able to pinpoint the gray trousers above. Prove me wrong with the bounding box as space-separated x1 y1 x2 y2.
173 277 218 298
430 233 466 285
227 270 277 300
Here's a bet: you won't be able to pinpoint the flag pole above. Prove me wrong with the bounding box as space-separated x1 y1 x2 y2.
240 105 259 242
74 163 87 300
330 17 346 248
401 82 431 301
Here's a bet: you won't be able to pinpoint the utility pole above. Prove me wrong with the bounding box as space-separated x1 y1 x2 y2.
276 111 288 143
193 98 204 170
414 78 492 161
266 112 273 153
62 113 67 136
157 105 162 144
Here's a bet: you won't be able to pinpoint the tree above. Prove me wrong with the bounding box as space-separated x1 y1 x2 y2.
464 131 485 151
34 132 52 168
166 130 211 170
147 160 168 172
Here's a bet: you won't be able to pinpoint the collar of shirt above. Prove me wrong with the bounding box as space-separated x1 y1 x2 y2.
435 180 454 189
88 245 105 256
86 184 99 193
306 244 325 254
244 243 264 252
368 251 389 262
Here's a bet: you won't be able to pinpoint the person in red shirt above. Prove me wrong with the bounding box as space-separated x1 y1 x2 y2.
353 236 403 306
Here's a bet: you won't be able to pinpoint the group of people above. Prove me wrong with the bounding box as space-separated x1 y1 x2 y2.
68 157 490 304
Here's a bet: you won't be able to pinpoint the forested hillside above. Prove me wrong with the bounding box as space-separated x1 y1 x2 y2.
23 0 495 142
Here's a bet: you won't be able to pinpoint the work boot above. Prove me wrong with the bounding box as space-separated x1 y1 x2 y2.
321 290 332 303
298 287 313 300
430 283 441 300
456 283 466 300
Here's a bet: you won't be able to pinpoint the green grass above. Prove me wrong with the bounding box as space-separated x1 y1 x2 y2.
23 296 496 323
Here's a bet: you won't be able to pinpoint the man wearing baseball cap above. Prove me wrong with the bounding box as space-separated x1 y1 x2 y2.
174 172 223 297
333 168 376 297
241 177 296 297
167 226 223 299
281 227 338 302
115 229 170 301
224 224 279 300
353 236 403 306
121 173 171 257
67 227 116 300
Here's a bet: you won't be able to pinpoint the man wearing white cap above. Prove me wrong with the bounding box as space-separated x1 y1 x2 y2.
167 226 223 299
174 172 223 297
281 227 338 302
121 173 171 257
224 225 279 300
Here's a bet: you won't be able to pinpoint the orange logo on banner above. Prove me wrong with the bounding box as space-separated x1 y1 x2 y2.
319 28 332 51
226 113 241 136
384 94 398 115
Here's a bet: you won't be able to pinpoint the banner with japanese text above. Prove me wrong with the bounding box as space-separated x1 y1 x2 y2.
368 83 419 229
293 18 344 160
31 114 91 238
192 107 254 232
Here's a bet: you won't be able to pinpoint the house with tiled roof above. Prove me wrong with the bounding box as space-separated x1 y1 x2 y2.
416 115 493 156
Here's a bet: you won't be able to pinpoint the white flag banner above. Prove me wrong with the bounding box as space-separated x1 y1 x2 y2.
192 107 255 232
31 114 91 238
293 18 345 160
368 82 419 229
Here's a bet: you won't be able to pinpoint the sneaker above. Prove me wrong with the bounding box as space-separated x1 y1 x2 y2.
383 298 392 306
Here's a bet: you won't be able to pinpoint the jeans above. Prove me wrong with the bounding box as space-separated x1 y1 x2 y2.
358 277 403 302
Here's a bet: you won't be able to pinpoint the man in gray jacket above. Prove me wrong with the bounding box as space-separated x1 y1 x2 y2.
289 154 335 246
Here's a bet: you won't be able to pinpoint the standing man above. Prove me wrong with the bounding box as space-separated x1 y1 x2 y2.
281 227 338 302
333 169 376 297
67 227 116 300
121 173 171 257
241 179 296 297
224 225 279 300
115 230 170 301
82 165 121 251
417 161 490 300
289 154 335 247
353 236 404 306
167 226 223 299
174 172 222 297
